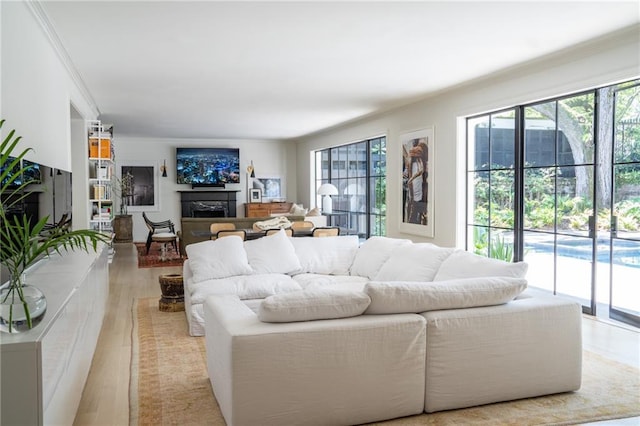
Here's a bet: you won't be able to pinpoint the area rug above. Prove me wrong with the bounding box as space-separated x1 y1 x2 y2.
135 242 184 268
130 297 640 425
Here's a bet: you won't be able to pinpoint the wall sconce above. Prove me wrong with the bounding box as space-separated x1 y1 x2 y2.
160 160 168 177
247 160 255 178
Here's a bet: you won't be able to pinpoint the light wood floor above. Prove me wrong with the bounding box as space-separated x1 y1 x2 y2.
73 242 640 425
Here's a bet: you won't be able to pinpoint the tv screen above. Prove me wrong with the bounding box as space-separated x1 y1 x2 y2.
1 157 41 187
176 147 240 186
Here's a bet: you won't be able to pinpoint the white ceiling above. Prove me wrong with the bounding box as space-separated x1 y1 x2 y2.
41 1 639 141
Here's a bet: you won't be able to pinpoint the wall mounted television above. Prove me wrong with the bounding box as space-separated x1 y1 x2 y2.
1 157 42 187
176 147 240 187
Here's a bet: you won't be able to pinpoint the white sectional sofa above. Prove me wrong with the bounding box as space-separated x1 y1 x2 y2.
183 231 582 425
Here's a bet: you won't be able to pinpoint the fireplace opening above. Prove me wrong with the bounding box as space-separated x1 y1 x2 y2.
190 201 228 218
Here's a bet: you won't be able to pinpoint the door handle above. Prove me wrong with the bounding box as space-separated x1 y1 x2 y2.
588 215 596 239
611 216 618 238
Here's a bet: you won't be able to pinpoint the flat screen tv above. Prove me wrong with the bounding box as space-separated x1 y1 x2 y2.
1 157 41 187
176 147 240 186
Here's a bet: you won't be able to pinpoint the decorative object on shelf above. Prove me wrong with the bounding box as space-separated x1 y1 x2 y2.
115 171 134 215
249 188 262 203
317 183 339 213
400 126 435 238
160 159 168 178
0 119 108 333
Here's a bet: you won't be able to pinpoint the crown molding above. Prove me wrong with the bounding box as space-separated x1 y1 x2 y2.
26 0 100 118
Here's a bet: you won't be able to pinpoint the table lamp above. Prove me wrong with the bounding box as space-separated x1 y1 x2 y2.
317 183 339 213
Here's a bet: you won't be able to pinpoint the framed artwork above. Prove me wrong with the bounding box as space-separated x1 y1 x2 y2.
253 176 284 201
249 188 263 203
399 127 435 237
120 162 160 212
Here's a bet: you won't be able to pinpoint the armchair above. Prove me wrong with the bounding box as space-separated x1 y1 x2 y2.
143 212 177 255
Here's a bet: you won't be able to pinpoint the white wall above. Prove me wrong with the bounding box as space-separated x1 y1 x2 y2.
1 2 97 170
1 2 98 230
295 25 640 248
116 136 297 242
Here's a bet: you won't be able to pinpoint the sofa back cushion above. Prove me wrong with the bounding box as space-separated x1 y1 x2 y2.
349 236 412 279
364 277 528 314
244 229 301 274
290 235 359 275
374 244 454 282
433 250 528 281
258 289 371 323
185 236 253 283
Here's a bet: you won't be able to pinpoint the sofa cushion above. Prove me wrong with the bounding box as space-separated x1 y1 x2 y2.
189 273 302 303
433 250 528 281
374 244 454 282
289 203 308 216
244 229 301 274
185 236 253 283
349 236 412 279
290 235 359 275
364 277 528 314
258 289 371 323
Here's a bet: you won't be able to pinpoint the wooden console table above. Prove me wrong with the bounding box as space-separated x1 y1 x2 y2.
245 202 292 217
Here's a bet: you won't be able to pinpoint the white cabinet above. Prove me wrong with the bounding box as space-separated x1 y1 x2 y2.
0 246 109 425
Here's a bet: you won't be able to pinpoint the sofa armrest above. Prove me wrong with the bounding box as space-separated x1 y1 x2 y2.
422 290 582 412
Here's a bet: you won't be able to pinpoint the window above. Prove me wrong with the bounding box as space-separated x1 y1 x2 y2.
314 136 386 238
466 79 640 328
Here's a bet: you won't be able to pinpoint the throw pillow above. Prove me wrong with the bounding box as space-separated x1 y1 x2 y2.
244 229 301 274
290 203 308 216
374 244 454 282
258 289 371 322
185 236 253 283
364 276 528 314
307 207 321 216
289 235 359 275
349 236 412 279
433 250 528 281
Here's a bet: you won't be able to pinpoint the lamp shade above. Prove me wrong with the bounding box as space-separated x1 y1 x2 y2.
317 183 339 213
317 183 338 196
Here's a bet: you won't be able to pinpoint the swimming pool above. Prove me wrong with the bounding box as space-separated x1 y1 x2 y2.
526 237 640 268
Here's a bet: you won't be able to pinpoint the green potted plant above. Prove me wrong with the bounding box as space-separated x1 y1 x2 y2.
0 119 109 333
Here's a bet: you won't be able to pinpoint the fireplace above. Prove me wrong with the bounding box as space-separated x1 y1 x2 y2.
178 191 238 217
190 201 228 218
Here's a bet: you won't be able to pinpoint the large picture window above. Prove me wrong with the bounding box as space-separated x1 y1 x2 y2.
314 136 386 238
466 79 640 328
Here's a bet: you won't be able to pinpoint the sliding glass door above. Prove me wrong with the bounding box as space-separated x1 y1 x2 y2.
521 93 597 313
609 82 640 327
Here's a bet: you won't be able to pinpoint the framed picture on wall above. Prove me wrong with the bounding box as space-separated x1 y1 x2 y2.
399 127 435 238
249 188 263 203
253 176 284 201
120 162 160 212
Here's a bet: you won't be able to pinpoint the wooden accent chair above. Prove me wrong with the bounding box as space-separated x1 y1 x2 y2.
291 220 315 237
312 227 340 237
216 229 247 241
143 212 177 254
265 228 293 237
210 223 236 240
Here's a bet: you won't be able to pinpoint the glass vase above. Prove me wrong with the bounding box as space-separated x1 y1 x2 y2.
0 275 47 334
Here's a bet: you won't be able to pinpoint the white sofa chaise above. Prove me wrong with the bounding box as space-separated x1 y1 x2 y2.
183 231 582 425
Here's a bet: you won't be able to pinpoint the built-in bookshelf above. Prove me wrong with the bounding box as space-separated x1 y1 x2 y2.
87 120 114 233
